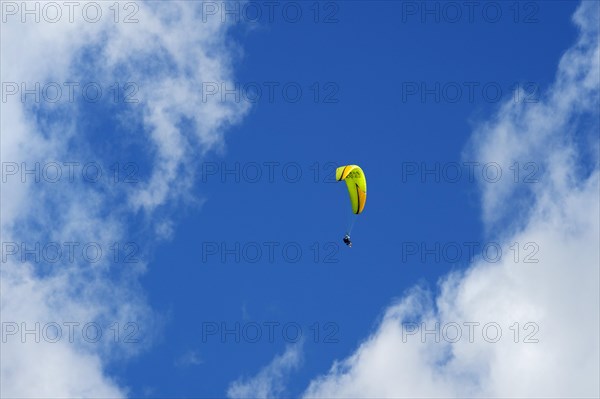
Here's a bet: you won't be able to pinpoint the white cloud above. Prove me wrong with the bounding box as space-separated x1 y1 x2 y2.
227 344 303 399
1 2 248 397
175 350 203 367
303 2 599 398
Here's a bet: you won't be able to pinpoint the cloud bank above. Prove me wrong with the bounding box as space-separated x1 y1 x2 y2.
1 2 248 397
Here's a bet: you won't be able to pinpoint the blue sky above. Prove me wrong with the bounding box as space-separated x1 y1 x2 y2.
1 1 598 398
121 1 578 396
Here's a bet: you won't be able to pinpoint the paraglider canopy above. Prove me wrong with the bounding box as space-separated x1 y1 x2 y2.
336 165 367 214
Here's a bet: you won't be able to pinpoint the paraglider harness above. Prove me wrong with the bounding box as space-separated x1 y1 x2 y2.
343 234 352 247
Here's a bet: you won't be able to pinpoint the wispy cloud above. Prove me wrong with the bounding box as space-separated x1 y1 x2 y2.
303 2 599 398
227 344 303 399
175 350 203 367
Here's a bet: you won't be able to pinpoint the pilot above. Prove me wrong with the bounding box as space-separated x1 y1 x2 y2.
343 234 352 247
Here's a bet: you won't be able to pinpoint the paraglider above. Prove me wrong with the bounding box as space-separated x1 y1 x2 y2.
336 165 366 247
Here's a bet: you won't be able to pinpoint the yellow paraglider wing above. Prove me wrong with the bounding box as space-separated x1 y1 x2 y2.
336 165 367 214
